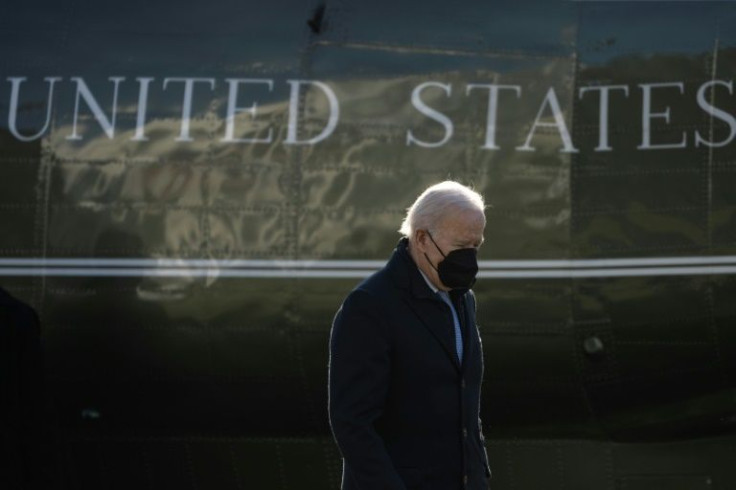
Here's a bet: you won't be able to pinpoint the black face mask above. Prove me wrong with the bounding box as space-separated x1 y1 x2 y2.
424 231 479 290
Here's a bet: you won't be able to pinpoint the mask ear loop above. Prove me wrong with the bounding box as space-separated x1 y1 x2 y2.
423 230 445 272
426 231 446 258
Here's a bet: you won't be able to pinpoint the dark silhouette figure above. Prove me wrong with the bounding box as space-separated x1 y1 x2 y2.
0 287 58 490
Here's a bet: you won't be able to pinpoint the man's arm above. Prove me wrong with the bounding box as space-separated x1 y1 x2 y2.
468 290 492 480
478 416 492 479
328 289 406 490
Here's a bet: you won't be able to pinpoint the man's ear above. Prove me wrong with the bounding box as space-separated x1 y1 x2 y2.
413 229 427 252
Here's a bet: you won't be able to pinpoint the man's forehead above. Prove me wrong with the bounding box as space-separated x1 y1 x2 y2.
438 207 485 227
435 210 485 238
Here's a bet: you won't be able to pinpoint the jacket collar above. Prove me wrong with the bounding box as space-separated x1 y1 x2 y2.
388 238 470 300
387 238 438 301
386 238 472 371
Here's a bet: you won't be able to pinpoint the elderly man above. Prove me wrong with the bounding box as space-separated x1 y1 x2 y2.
329 181 492 490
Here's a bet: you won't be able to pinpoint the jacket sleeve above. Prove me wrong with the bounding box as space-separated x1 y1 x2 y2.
468 290 492 480
1 294 58 490
328 289 407 490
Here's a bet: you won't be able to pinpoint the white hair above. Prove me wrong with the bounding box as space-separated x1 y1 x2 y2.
399 181 485 238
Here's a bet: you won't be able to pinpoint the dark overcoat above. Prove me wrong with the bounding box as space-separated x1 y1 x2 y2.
329 239 491 490
0 288 57 490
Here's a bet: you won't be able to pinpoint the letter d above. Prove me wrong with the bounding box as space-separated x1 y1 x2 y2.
285 80 339 145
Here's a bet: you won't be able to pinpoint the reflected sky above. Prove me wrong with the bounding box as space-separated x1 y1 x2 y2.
578 2 729 65
1 0 735 263
0 0 320 76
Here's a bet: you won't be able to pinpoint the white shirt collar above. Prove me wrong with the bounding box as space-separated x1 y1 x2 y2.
418 268 440 294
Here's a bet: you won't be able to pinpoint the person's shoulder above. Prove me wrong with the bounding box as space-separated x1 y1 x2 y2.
0 286 15 305
336 241 408 314
342 269 388 307
348 256 402 304
0 287 40 328
337 257 404 321
363 263 394 289
0 287 26 311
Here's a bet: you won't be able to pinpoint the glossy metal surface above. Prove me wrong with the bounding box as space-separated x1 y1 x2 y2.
2 1 736 488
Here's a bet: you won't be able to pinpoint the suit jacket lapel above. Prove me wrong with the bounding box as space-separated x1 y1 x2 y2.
457 294 475 373
387 238 462 371
402 296 461 371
